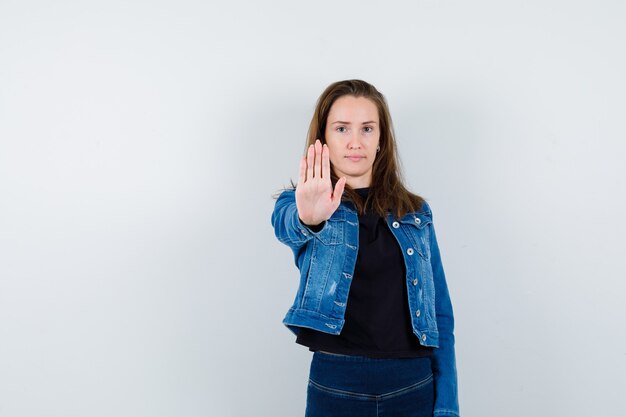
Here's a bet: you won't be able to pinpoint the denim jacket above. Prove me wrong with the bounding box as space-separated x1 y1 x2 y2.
271 189 460 417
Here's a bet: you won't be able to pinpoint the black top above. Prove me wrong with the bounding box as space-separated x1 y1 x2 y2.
296 187 434 358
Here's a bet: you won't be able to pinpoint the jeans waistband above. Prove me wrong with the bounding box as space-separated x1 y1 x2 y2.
309 351 433 395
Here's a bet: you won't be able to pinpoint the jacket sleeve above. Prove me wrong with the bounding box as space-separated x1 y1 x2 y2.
270 189 330 254
427 202 461 417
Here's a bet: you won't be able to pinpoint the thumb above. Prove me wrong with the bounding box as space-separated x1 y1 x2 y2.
332 177 347 204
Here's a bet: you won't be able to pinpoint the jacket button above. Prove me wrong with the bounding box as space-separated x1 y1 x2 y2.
407 248 414 255
421 334 427 341
415 309 421 317
415 217 421 225
301 229 308 235
392 221 400 228
413 278 418 286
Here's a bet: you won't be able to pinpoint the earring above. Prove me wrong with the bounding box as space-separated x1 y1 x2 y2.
376 145 380 152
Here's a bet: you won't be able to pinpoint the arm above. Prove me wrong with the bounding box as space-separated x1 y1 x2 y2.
428 204 460 417
271 139 345 252
270 189 329 251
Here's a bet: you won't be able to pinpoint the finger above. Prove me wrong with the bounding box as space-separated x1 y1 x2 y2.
313 139 322 179
306 144 314 182
322 143 330 180
297 156 306 186
332 176 347 204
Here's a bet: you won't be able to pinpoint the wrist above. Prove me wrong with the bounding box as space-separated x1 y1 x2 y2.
298 216 325 232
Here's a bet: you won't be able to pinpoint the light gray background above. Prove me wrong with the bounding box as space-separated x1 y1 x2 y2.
1 1 625 416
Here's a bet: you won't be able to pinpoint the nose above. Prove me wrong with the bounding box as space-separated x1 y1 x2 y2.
347 131 361 149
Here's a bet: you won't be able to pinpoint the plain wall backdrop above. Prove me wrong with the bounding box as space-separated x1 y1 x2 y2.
1 1 625 416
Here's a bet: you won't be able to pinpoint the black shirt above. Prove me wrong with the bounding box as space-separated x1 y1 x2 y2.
296 187 434 358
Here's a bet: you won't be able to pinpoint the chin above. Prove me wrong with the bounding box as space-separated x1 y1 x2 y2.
339 171 369 179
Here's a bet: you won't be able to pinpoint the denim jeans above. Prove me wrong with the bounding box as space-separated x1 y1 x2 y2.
305 351 434 417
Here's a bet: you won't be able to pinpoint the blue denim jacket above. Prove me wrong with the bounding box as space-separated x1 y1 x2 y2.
271 189 460 417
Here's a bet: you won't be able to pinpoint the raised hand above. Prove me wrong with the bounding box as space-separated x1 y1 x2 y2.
296 139 347 226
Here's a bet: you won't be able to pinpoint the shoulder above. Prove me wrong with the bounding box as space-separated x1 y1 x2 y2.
278 188 295 196
412 200 432 218
275 188 296 203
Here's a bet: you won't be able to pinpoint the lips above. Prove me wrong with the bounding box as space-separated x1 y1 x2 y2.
345 155 365 161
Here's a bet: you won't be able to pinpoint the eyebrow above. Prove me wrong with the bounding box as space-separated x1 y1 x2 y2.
330 121 377 125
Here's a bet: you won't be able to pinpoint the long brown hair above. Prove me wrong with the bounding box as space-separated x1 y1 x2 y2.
280 79 425 220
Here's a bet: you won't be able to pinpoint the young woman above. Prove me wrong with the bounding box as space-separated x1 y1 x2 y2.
271 80 460 417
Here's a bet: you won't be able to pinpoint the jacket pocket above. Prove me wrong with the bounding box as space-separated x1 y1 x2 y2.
315 212 345 246
401 215 432 260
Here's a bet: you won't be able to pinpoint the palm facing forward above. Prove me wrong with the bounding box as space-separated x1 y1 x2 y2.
296 139 347 226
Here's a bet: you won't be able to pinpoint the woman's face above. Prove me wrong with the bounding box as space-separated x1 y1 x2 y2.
324 95 380 189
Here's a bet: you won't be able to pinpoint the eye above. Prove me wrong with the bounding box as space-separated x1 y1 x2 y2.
363 126 373 133
336 126 347 133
